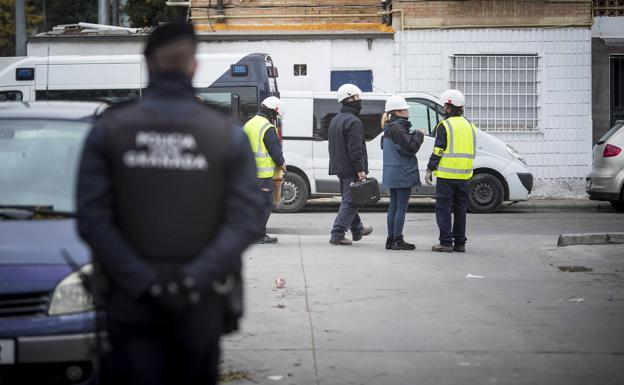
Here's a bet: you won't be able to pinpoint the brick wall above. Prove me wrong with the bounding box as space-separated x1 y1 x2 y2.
392 0 592 29
190 0 386 30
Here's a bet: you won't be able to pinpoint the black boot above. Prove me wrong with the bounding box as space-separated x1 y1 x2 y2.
392 235 416 250
385 236 393 250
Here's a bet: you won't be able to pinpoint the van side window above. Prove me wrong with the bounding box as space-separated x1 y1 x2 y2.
313 99 384 141
196 86 257 124
36 89 140 104
0 91 23 102
407 99 443 136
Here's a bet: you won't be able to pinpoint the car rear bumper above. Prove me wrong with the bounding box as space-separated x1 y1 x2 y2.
586 172 623 201
0 333 97 384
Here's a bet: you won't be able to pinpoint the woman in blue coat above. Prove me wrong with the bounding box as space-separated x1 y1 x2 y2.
382 95 425 250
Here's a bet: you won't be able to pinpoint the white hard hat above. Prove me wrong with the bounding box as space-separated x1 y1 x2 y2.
337 83 362 103
384 95 410 112
440 89 465 107
261 96 284 117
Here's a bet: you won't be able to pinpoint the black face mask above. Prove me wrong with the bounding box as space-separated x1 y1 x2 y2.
343 99 362 114
260 107 278 124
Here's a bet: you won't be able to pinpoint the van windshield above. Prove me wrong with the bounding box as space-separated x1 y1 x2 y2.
0 119 90 212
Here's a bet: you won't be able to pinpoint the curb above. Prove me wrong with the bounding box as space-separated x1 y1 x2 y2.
557 233 624 247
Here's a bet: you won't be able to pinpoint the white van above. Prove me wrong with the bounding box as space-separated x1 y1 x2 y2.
0 53 279 124
280 91 533 213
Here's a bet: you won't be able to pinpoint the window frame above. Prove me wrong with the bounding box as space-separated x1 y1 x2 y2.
312 98 385 142
450 54 540 133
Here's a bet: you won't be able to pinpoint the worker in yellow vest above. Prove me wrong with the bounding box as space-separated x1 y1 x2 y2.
243 96 286 244
425 89 476 253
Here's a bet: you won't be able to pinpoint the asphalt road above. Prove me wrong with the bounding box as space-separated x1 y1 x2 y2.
220 206 624 385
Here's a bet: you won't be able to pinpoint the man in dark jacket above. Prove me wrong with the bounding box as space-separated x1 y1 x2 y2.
328 83 373 245
76 23 263 385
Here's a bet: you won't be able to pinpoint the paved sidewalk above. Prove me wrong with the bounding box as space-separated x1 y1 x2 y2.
220 211 624 385
301 198 615 212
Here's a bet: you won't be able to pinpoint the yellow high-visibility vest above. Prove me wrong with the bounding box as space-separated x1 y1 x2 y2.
432 116 476 180
243 115 276 178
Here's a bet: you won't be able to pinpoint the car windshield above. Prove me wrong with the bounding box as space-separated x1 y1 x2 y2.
0 119 91 213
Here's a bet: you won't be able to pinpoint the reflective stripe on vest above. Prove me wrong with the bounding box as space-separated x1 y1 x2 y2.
243 115 276 178
433 116 476 180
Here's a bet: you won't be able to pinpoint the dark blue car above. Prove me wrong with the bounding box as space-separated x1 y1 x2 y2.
0 102 105 384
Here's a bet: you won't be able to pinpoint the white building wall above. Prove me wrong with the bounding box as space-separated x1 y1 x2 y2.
394 28 593 182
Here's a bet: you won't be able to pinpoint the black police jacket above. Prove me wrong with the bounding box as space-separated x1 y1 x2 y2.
328 104 369 177
76 73 263 302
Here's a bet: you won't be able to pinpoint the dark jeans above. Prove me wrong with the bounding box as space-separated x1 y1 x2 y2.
331 175 364 240
387 187 411 237
259 177 274 236
435 178 469 247
104 290 224 385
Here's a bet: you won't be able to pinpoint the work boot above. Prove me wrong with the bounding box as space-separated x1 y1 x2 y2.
431 244 453 253
352 226 373 241
392 235 416 251
258 235 278 244
385 236 393 250
329 237 353 246
453 244 466 252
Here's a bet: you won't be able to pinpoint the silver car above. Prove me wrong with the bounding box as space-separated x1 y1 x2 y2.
586 121 624 212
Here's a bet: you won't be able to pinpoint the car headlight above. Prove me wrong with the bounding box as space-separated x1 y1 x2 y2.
506 144 526 165
48 264 94 316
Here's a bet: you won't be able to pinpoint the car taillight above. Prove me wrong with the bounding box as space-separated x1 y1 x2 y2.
603 144 622 158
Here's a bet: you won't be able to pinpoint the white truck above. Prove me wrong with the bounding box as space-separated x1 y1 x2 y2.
0 53 280 124
280 91 533 213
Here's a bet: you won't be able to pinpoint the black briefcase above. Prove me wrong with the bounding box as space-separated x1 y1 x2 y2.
350 178 381 206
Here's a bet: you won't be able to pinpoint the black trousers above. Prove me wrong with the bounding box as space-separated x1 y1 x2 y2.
259 177 274 236
103 290 224 385
435 177 469 247
331 175 364 240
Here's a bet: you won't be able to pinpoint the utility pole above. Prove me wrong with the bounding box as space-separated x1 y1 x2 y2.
15 0 26 56
98 0 110 25
111 0 119 26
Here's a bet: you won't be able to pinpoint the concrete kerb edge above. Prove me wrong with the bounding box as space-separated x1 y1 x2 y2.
557 232 624 247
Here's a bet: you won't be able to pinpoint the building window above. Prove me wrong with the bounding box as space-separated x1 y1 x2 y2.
593 0 624 16
450 55 539 133
294 64 307 76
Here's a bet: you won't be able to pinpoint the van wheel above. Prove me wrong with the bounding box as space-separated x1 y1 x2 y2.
468 173 504 213
278 172 309 213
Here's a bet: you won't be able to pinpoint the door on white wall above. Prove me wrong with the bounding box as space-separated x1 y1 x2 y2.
330 70 373 92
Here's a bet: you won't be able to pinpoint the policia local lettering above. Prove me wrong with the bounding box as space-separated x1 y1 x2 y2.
123 131 209 171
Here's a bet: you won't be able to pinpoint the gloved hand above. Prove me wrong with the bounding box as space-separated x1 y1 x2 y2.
280 164 287 172
425 169 433 186
146 275 201 315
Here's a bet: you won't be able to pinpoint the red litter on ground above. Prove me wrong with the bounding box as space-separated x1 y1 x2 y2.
274 277 286 289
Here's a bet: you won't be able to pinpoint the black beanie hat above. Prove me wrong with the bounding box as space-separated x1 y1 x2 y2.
144 22 197 58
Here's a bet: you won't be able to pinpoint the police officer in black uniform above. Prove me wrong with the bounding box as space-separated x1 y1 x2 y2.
76 23 263 385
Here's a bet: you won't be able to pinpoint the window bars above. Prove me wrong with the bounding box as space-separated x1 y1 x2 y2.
450 55 540 133
593 0 624 17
